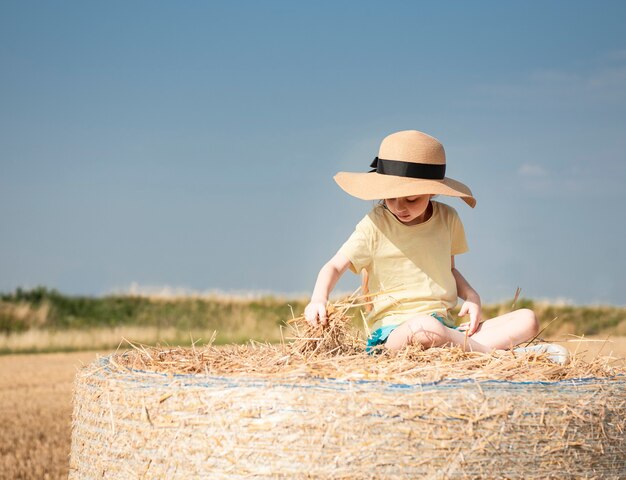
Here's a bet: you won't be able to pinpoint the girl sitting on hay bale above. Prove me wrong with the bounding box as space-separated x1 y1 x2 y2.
305 130 568 364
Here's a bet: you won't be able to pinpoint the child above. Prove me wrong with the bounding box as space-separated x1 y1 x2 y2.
305 130 568 362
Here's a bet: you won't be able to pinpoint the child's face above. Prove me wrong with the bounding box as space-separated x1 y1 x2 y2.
384 195 432 225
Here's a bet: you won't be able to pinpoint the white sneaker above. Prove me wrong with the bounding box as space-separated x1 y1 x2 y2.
513 343 570 365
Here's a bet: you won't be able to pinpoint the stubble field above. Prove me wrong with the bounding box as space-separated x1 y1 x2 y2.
2 339 626 480
0 351 102 480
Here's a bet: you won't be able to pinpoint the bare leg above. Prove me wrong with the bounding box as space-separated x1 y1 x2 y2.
385 309 539 353
385 315 494 353
466 308 539 350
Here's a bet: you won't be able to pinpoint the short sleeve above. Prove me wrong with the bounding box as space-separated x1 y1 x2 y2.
449 208 469 255
338 216 375 273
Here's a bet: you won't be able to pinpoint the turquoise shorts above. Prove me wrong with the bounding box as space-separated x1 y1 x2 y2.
366 312 460 354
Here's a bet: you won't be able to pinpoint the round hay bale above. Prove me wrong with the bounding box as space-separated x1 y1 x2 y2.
70 353 626 479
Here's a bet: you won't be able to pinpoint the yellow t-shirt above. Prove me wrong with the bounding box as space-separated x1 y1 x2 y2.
339 201 468 330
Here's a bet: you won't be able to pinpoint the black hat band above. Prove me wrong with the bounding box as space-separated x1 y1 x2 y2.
369 157 446 180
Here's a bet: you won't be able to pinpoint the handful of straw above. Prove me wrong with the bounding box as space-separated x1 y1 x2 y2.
286 296 365 357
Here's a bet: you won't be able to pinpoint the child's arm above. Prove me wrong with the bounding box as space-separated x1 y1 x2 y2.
451 256 482 335
305 251 352 326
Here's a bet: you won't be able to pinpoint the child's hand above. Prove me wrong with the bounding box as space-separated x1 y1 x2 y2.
458 298 482 336
304 301 328 327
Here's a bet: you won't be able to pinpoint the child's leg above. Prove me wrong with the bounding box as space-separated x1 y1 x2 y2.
384 309 539 353
385 314 496 353
467 308 539 351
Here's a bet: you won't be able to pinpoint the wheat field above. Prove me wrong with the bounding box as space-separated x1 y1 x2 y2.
0 351 101 480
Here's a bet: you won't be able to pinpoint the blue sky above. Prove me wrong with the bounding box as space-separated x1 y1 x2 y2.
1 1 625 305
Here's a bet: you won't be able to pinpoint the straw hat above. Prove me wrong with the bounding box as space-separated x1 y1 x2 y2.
334 130 476 207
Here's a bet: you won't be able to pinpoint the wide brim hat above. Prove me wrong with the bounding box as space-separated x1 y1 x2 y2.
334 130 476 207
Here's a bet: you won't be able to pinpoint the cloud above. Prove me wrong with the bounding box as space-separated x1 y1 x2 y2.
473 52 626 107
515 162 625 199
601 49 626 62
106 282 309 300
517 163 548 177
528 66 626 90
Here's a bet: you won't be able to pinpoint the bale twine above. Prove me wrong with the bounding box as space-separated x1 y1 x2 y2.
70 351 626 479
